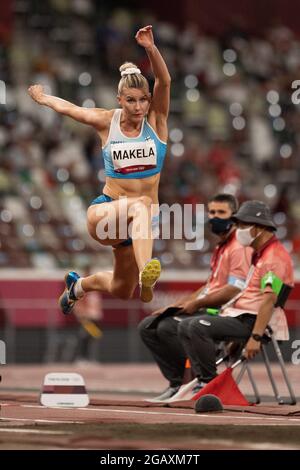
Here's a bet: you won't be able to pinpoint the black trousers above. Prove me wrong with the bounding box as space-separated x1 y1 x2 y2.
178 313 256 383
138 313 199 387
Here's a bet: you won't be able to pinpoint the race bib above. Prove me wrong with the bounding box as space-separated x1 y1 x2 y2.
111 140 157 174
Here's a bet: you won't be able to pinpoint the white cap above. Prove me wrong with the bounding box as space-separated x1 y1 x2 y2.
121 67 141 76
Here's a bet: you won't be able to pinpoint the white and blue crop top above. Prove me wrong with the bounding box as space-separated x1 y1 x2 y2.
102 109 167 179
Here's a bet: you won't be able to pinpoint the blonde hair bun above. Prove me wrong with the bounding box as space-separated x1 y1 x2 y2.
118 62 149 94
121 67 141 76
119 62 140 75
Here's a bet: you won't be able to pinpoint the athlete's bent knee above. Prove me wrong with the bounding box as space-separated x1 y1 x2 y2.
137 195 152 207
129 196 152 217
111 284 134 300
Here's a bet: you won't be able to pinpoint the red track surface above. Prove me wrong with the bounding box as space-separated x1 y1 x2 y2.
0 363 300 449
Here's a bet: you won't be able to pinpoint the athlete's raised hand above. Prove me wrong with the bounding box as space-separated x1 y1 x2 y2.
135 25 155 51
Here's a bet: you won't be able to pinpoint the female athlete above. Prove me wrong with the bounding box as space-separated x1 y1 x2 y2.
28 25 170 312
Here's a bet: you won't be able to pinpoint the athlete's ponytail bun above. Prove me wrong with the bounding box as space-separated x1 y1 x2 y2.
118 62 149 94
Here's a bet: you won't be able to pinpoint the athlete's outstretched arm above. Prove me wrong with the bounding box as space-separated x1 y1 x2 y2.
135 25 171 118
28 84 109 131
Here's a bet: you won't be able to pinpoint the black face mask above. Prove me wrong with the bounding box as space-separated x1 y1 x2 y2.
209 217 234 234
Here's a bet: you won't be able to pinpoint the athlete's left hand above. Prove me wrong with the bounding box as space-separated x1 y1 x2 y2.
135 25 155 50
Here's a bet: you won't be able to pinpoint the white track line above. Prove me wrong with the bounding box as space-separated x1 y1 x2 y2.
0 417 82 425
77 407 300 423
0 428 71 435
5 404 300 424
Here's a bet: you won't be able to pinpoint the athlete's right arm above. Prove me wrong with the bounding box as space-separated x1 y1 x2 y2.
28 84 109 131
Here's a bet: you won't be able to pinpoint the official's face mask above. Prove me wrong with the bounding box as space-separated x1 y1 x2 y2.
236 226 262 246
209 217 234 235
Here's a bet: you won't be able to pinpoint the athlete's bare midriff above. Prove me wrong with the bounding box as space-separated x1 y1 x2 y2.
103 173 160 204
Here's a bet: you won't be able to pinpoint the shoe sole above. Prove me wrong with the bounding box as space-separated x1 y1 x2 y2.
58 273 75 314
58 289 75 314
140 259 161 303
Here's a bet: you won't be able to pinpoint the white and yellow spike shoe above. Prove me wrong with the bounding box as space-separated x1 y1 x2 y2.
139 258 161 303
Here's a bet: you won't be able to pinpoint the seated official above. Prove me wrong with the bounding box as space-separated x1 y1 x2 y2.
178 200 294 392
139 194 252 401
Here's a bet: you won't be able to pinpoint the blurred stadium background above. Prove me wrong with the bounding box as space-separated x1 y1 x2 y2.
0 0 300 364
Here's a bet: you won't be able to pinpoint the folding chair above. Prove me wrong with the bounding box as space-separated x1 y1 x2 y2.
218 326 297 405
